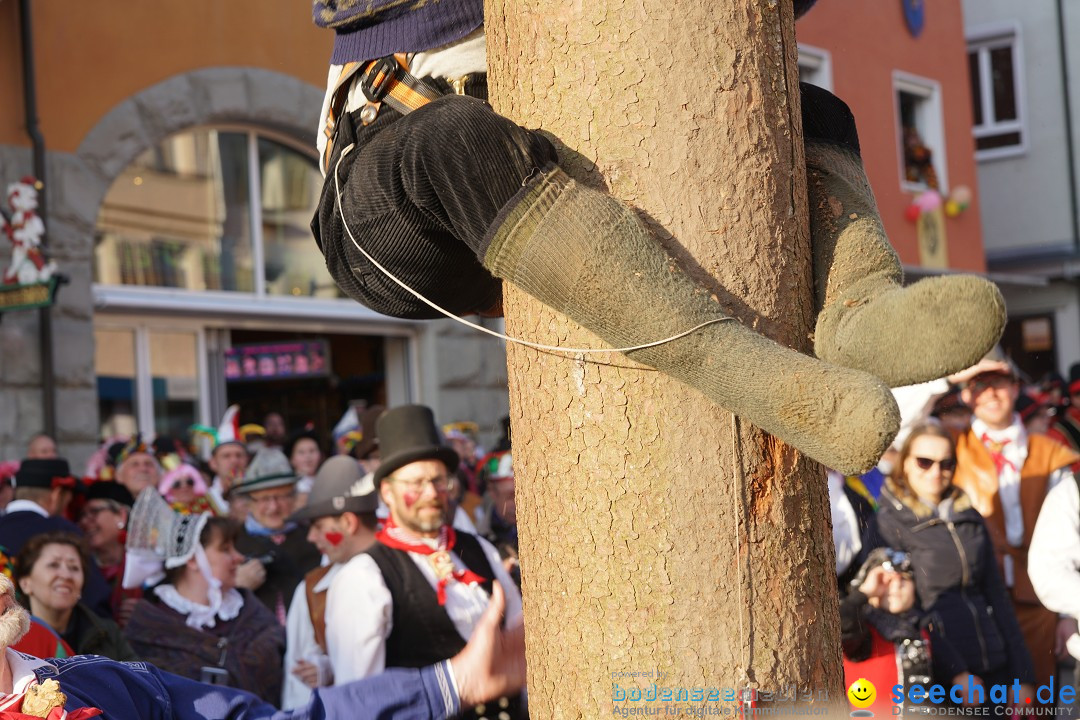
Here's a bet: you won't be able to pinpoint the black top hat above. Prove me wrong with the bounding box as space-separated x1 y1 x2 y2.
289 456 378 523
83 480 136 507
372 405 459 486
15 458 77 490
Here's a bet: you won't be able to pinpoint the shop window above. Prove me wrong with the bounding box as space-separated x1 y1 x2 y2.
94 328 139 439
967 25 1024 159
150 331 200 439
95 324 205 442
894 72 947 192
1001 313 1056 383
258 137 341 298
797 44 832 92
95 128 341 299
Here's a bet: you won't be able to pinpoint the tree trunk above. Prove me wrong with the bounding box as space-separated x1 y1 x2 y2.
485 0 844 717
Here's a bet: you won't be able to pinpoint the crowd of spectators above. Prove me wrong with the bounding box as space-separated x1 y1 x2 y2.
0 405 519 712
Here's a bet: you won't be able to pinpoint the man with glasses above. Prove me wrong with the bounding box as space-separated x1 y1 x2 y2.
78 481 139 624
232 449 322 624
952 352 1079 692
326 405 525 719
0 459 113 619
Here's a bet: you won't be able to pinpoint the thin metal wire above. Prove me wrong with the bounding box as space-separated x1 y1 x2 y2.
731 413 750 689
333 143 731 356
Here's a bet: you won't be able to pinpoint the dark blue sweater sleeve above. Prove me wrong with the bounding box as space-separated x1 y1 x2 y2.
157 660 460 720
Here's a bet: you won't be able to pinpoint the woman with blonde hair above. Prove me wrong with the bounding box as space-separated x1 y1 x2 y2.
877 422 1033 705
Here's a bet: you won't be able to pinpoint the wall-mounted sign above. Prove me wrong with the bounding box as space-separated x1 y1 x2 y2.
903 0 924 38
1 177 61 313
0 276 60 313
224 340 330 382
917 207 948 269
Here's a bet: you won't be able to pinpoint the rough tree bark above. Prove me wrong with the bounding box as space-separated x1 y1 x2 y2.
485 0 844 717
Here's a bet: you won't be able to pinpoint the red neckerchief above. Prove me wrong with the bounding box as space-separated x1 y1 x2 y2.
979 433 1017 475
375 518 488 605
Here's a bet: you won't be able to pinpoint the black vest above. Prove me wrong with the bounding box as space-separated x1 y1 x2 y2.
366 531 528 720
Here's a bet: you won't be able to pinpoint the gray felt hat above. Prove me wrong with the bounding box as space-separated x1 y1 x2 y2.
289 455 378 523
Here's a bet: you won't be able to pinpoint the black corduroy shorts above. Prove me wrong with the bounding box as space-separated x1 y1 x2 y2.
312 83 557 320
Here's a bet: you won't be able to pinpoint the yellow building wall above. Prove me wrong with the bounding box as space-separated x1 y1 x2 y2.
0 0 331 152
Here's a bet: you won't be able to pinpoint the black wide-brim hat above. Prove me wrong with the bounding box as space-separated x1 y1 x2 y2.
83 479 136 507
14 458 78 490
372 405 460 486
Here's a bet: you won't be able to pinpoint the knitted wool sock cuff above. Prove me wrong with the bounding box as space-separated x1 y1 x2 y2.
484 167 899 473
805 141 1005 387
484 167 582 313
805 140 903 310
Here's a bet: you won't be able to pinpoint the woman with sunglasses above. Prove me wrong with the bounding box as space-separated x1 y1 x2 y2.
877 422 1035 705
160 464 213 515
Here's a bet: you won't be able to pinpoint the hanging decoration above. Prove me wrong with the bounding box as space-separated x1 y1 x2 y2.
905 186 972 223
0 177 61 313
945 185 972 217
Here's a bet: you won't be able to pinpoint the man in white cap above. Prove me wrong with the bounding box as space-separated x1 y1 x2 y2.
282 456 380 709
952 352 1080 691
0 569 524 718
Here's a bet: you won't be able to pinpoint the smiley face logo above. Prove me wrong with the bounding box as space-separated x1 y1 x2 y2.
847 678 876 709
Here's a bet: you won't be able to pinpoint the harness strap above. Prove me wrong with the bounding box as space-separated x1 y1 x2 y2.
357 54 443 123
321 54 445 174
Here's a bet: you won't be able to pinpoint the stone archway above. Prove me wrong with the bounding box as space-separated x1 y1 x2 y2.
64 67 324 241
2 68 324 465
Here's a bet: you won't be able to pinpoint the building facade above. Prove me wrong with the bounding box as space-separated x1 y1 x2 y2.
0 1 509 467
796 0 988 276
961 0 1080 380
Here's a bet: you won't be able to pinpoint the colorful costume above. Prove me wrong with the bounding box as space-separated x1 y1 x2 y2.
1 648 462 720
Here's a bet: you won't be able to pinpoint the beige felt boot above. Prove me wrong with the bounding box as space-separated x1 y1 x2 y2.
483 167 899 474
806 140 1006 388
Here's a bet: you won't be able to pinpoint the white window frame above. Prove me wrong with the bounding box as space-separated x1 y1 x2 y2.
893 71 948 194
94 124 360 312
966 21 1026 161
94 318 211 437
797 44 833 92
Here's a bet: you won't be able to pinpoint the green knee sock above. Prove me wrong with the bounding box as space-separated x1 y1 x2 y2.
806 140 1006 387
484 167 899 474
